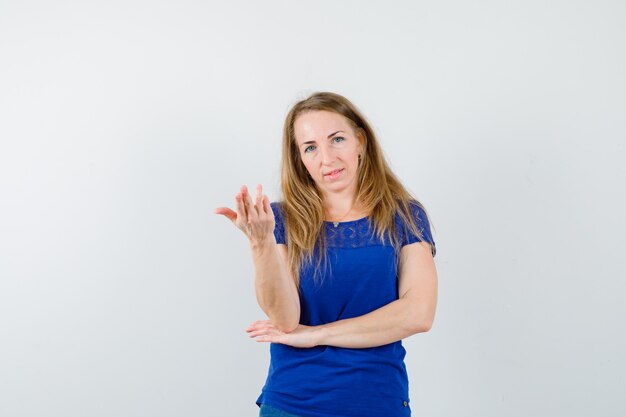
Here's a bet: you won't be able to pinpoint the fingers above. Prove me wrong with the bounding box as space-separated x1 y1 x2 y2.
214 207 237 223
246 329 267 337
242 185 258 223
245 319 271 332
246 320 282 343
245 321 276 338
223 184 270 231
243 184 269 222
235 188 248 225
263 194 271 215
255 184 265 214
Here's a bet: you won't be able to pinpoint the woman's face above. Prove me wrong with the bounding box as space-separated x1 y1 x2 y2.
293 110 364 199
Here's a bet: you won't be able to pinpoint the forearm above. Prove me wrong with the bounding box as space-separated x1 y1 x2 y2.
251 239 300 333
315 298 430 348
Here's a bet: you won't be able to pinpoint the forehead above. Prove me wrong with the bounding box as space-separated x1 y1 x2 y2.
294 110 352 144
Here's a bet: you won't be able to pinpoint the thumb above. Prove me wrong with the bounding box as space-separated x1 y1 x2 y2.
214 207 237 223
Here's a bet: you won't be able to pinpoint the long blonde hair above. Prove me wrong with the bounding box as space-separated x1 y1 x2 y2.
279 91 435 290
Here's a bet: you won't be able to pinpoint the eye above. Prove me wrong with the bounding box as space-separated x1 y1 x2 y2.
303 137 343 154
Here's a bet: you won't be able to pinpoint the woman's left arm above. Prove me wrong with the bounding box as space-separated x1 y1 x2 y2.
246 241 438 349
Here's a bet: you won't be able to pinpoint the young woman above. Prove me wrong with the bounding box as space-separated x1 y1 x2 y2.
215 92 438 417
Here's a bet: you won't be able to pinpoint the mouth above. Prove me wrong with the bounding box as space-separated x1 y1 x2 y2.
324 169 344 176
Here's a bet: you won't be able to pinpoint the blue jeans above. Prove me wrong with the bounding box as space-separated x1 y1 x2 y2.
259 403 305 417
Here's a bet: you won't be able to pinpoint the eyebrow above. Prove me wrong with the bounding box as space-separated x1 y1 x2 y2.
300 130 345 146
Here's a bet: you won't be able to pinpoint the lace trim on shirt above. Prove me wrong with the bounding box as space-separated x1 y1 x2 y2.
323 219 390 249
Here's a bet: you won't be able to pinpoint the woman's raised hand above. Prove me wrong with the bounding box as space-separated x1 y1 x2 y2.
215 184 276 246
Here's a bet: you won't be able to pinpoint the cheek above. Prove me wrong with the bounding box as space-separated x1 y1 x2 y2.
301 158 316 176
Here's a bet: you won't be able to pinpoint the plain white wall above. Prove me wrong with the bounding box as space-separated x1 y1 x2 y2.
1 1 624 416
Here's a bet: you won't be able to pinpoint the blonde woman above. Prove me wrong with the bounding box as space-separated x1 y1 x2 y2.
215 92 438 417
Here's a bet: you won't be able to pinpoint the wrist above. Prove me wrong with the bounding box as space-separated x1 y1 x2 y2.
249 236 276 252
313 324 328 347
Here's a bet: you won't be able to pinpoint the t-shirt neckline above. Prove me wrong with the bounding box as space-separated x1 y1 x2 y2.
323 216 369 226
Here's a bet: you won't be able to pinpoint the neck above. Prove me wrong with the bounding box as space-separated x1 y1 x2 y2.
322 194 359 218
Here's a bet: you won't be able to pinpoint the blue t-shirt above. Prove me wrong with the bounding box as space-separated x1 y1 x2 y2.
256 200 436 417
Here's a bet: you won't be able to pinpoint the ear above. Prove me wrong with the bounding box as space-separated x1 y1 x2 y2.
356 128 366 153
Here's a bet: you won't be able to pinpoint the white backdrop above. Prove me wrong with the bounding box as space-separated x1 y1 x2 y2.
1 1 625 416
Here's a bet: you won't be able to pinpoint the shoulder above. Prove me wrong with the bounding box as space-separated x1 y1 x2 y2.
269 201 287 227
270 201 285 217
408 199 429 223
395 199 436 256
270 201 287 244
394 199 428 224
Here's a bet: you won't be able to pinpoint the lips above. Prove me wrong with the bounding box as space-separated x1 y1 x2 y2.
324 169 343 176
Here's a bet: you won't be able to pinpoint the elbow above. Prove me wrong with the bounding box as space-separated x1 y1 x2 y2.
417 312 436 333
262 299 301 333
276 318 300 334
407 321 432 335
402 295 436 335
407 316 433 334
418 320 433 333
269 308 300 333
408 305 435 334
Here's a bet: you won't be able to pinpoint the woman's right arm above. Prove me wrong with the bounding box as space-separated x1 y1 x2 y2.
250 240 300 333
215 184 300 333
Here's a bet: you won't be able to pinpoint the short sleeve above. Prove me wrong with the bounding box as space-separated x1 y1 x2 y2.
401 201 436 257
270 201 286 245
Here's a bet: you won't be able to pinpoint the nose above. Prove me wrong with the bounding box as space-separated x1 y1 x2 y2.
319 144 336 166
